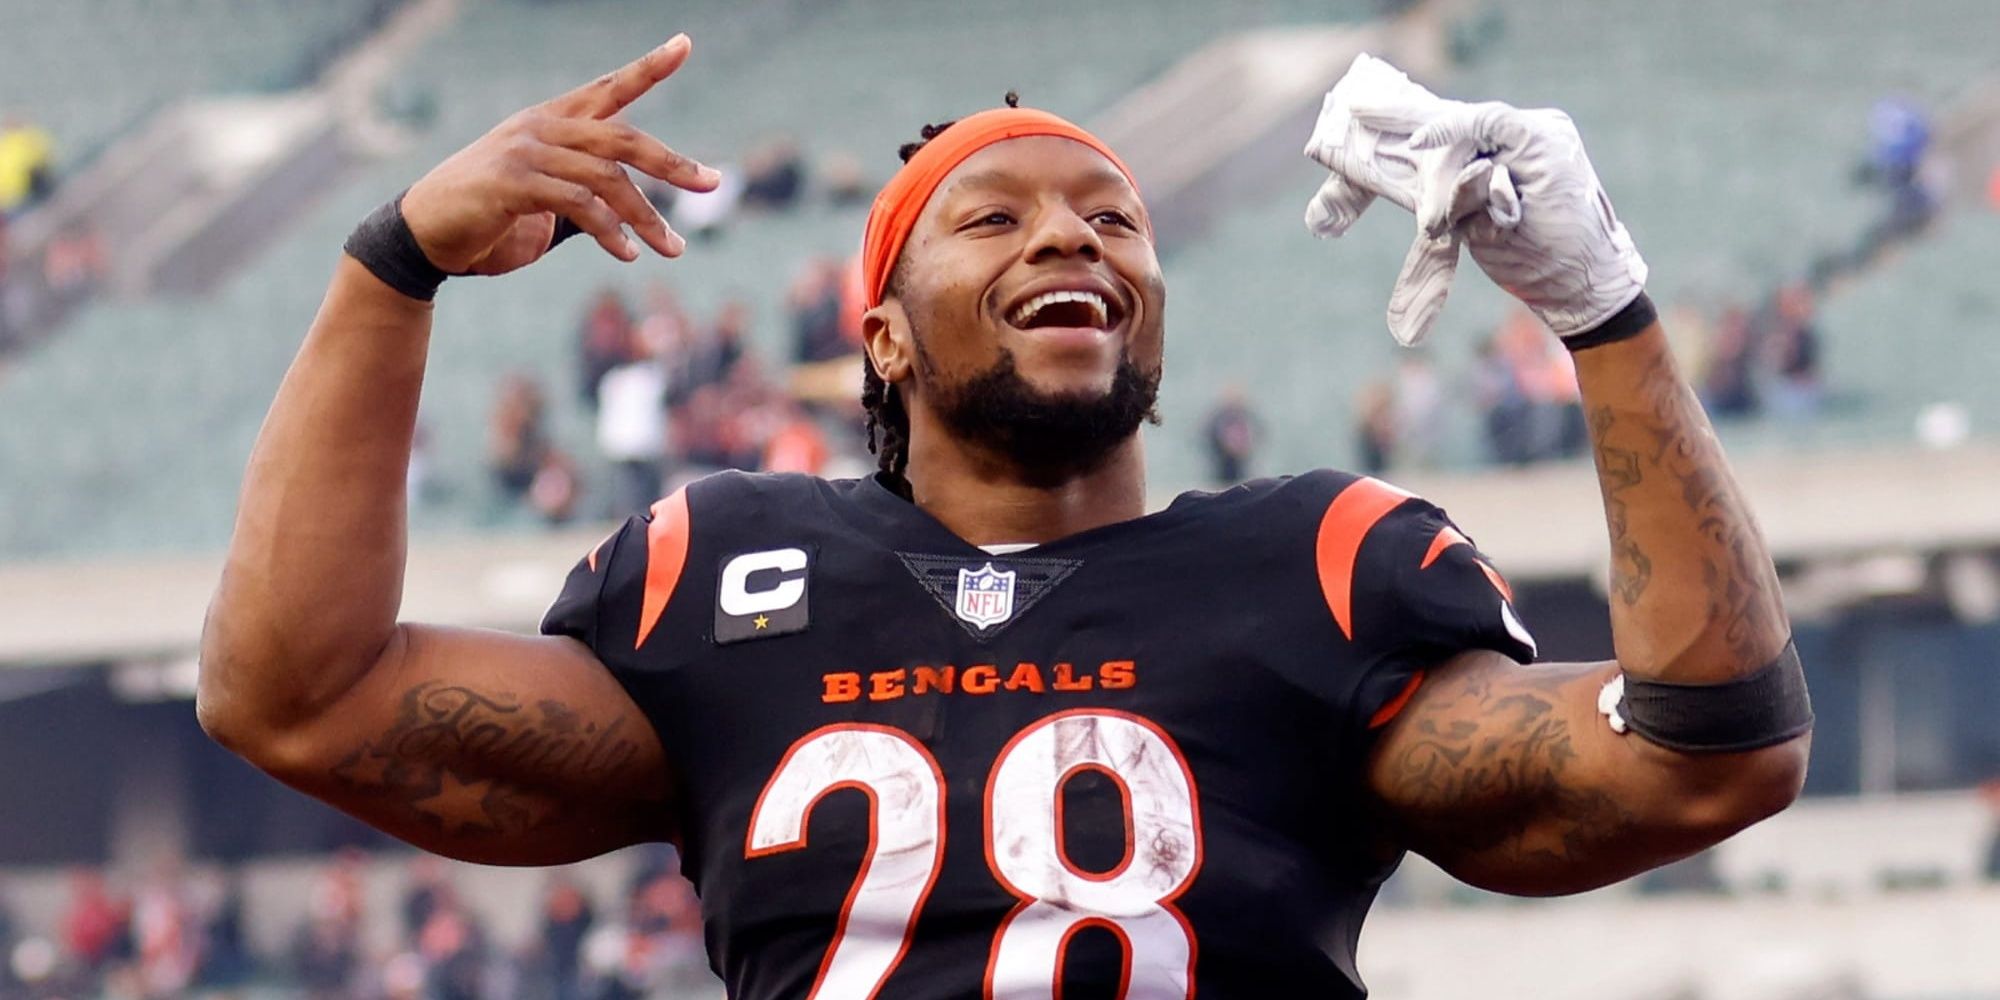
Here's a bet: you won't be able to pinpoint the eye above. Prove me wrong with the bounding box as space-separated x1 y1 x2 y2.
1091 209 1137 229
963 210 1015 230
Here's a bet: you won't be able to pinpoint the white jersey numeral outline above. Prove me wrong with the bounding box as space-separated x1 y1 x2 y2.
745 723 947 999
744 710 1203 999
983 709 1202 999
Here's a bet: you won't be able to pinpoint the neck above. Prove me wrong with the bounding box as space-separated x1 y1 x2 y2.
901 430 1148 546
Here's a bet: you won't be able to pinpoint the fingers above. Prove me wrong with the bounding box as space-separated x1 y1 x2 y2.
526 144 684 257
1385 232 1460 347
512 172 639 262
537 117 719 193
548 34 693 120
1411 101 1533 153
1304 172 1374 239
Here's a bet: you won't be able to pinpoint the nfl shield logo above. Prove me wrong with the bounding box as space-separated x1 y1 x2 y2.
955 563 1017 630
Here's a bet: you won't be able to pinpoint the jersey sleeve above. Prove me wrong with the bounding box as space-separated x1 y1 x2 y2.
1310 474 1538 739
540 486 697 691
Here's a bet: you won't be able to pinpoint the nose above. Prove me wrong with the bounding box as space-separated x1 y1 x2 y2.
1023 202 1103 264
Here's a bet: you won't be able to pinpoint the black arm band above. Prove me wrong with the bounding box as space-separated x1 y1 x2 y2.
1563 291 1658 352
1616 640 1813 753
343 191 451 302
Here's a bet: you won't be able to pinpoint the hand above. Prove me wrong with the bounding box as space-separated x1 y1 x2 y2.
1364 100 1648 339
401 34 719 276
1303 55 1523 345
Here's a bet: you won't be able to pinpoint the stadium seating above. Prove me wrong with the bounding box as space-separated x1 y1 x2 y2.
0 0 397 159
2 0 1996 558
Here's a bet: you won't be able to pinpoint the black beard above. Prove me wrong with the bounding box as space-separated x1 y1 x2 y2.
919 344 1162 488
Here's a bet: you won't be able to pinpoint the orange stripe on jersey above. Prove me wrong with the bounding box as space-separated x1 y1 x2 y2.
1369 670 1426 729
1419 525 1470 569
1315 477 1414 641
635 488 692 650
585 529 615 573
1419 523 1515 601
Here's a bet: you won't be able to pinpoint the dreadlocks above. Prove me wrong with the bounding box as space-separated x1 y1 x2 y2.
862 92 1022 496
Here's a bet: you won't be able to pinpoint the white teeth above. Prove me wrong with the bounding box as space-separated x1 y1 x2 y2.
1010 290 1111 328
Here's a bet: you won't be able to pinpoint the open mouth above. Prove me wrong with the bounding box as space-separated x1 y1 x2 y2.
1007 289 1126 332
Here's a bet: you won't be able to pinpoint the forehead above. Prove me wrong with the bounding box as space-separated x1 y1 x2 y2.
923 135 1140 216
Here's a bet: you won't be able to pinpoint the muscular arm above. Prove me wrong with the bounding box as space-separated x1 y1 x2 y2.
1367 323 1810 895
199 39 715 866
198 261 671 865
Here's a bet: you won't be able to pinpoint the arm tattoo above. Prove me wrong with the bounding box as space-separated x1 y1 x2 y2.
1590 405 1653 606
1587 349 1785 668
1384 665 1636 868
329 682 648 840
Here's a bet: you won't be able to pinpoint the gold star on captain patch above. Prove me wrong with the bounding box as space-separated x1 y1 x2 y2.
753 614 770 630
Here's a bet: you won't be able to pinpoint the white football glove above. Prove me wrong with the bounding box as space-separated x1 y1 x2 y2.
1305 56 1647 343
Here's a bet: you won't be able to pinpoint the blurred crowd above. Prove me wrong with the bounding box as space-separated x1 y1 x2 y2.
1343 284 1826 476
478 250 866 524
0 849 714 1000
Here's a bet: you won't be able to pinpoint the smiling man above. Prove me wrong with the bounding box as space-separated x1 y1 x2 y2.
200 37 1811 999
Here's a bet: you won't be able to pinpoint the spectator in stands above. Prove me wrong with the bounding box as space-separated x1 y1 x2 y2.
416 892 489 1000
62 869 131 975
528 447 584 525
195 873 252 989
0 113 56 215
1203 382 1261 485
401 855 449 943
576 287 634 410
291 853 363 1000
789 256 855 364
1853 96 1941 265
690 298 751 389
1354 379 1397 475
132 859 198 997
1472 320 1529 465
761 402 831 475
488 373 551 503
537 876 595 1000
637 281 696 390
596 314 672 516
739 135 807 212
1766 281 1824 418
1701 305 1760 418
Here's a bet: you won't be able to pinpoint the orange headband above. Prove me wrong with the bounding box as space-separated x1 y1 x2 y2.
861 107 1141 309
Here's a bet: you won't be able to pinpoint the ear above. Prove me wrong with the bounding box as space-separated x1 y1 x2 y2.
862 298 915 386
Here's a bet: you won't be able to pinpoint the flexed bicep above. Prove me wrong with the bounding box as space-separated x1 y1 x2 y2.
1365 649 1802 896
263 625 673 867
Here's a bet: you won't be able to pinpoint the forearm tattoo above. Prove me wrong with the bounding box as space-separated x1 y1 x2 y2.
1384 664 1636 868
329 682 647 840
1588 351 1785 667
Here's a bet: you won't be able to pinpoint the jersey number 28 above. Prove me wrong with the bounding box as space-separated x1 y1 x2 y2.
746 708 1203 999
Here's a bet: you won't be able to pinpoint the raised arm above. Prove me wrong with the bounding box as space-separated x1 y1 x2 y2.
1304 91 1811 894
197 37 718 866
1366 319 1808 895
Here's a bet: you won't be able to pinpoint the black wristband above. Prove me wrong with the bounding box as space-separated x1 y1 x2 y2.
1563 291 1657 352
1617 640 1813 754
550 216 584 249
343 191 451 302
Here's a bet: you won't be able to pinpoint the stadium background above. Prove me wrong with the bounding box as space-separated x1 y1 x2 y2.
1 0 1998 997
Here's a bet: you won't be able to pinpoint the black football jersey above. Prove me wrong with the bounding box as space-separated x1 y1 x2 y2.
543 470 1535 999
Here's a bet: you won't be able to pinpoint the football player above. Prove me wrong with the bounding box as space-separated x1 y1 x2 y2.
201 36 1811 997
